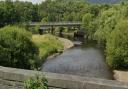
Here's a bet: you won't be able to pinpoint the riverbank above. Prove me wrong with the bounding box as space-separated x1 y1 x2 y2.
32 34 63 60
32 34 74 60
47 36 74 59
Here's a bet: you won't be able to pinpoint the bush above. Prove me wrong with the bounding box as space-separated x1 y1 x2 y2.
82 13 96 40
94 8 119 42
106 20 128 69
24 74 48 89
28 26 40 34
0 26 39 69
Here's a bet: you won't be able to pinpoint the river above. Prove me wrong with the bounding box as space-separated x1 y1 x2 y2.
41 40 113 79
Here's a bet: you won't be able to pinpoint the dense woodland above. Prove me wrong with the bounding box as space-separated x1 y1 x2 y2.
0 0 106 27
0 0 128 70
87 0 121 4
0 0 122 26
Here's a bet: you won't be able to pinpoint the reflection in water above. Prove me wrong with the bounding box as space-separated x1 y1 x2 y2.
42 41 113 79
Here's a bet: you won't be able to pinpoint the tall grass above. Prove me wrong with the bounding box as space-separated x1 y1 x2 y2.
32 34 63 61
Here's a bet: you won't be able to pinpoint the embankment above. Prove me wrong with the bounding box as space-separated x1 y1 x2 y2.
43 35 74 59
32 34 74 60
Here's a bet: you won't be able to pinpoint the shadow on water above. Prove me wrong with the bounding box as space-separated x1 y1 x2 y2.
41 39 113 80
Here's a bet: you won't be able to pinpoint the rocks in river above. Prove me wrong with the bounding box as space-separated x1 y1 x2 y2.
114 70 128 82
73 41 82 46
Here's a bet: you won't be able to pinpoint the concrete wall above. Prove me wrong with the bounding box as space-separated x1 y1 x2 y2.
0 66 128 89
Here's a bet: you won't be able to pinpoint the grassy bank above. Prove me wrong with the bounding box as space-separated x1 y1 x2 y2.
32 34 63 61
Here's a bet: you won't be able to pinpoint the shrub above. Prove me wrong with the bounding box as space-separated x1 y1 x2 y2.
94 8 119 42
24 74 48 89
0 26 39 69
106 20 128 69
28 26 40 34
82 13 96 40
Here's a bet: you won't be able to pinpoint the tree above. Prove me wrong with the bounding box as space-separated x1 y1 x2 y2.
82 13 95 39
94 8 119 42
39 0 89 22
0 26 39 69
106 20 128 69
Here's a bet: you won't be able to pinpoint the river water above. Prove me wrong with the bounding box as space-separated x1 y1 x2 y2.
41 41 113 79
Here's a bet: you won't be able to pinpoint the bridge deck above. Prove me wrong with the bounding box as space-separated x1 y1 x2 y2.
29 22 82 27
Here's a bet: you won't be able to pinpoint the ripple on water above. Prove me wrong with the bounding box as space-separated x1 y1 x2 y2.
42 44 113 79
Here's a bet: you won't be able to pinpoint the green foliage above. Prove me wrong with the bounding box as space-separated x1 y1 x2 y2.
14 1 40 22
41 18 48 23
0 0 102 28
28 25 40 34
0 26 39 69
39 0 89 22
0 0 40 27
82 1 128 69
94 2 128 42
87 0 121 4
82 13 93 28
24 74 48 89
106 20 128 69
82 13 97 39
81 4 101 40
32 34 63 61
94 8 119 42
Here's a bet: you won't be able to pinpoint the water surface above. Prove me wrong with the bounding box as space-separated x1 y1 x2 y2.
42 41 112 79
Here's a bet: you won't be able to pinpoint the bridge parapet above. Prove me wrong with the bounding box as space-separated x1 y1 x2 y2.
0 66 128 89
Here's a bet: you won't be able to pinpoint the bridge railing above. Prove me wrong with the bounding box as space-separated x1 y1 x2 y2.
0 66 128 89
29 21 82 26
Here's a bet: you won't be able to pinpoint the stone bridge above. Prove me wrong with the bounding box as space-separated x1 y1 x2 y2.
0 66 128 89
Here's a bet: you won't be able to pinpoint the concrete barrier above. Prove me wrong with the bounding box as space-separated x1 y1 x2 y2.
0 66 128 89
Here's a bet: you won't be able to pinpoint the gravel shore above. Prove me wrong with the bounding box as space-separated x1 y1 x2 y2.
47 37 74 59
59 38 74 51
